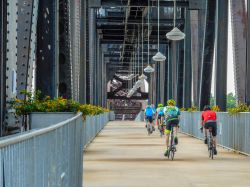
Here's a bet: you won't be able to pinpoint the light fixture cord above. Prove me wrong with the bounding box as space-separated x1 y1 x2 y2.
158 0 160 51
174 0 176 27
138 25 140 76
142 15 144 73
148 0 150 66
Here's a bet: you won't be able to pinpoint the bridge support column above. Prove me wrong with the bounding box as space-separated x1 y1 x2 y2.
246 0 250 105
88 8 96 104
167 43 173 100
37 0 59 98
0 0 7 135
79 0 87 104
177 40 184 108
199 0 216 110
164 45 169 104
231 0 247 103
183 9 192 109
190 10 199 107
215 0 228 111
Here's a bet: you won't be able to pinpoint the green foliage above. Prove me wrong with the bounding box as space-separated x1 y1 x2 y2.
187 106 198 112
227 103 250 115
210 93 236 109
211 105 220 112
227 92 237 109
180 107 186 112
8 90 109 117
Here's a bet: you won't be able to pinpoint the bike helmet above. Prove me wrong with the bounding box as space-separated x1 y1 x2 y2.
167 99 176 106
203 105 211 111
158 103 163 107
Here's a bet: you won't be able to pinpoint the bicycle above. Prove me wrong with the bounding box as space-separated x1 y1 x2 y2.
158 118 165 137
145 119 153 135
166 125 176 160
207 127 215 159
159 123 164 137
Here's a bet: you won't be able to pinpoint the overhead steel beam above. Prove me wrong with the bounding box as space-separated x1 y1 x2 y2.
101 40 169 44
107 94 149 100
97 18 184 25
91 0 189 8
104 54 155 58
97 25 175 31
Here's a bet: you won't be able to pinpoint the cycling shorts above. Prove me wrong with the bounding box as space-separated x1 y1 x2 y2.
146 116 153 123
158 114 164 119
166 119 179 131
204 121 217 136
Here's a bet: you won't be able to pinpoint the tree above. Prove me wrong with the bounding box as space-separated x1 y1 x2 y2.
227 92 236 108
210 93 236 109
210 94 215 107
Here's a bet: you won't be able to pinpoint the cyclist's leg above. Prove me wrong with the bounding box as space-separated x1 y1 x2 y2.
145 116 148 127
149 116 153 132
204 123 209 144
157 117 160 129
165 121 171 148
173 126 178 144
212 122 218 154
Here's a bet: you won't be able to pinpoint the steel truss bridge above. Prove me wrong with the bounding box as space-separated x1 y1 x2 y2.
1 0 250 132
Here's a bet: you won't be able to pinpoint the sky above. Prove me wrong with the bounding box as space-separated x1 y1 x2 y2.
211 2 235 95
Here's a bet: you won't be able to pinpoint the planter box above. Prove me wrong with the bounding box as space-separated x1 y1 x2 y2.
29 112 76 129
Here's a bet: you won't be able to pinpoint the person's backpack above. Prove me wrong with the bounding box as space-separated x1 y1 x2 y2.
168 107 179 118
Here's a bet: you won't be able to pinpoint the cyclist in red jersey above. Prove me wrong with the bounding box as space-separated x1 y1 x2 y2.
201 105 218 155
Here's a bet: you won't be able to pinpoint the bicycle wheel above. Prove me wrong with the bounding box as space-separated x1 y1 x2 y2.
211 146 214 159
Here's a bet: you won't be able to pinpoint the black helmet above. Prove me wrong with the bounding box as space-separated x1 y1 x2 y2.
203 105 211 111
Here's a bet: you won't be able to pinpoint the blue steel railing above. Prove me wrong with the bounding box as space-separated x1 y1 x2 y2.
180 112 250 156
0 112 114 187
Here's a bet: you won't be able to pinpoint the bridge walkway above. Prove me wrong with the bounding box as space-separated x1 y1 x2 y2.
83 121 250 187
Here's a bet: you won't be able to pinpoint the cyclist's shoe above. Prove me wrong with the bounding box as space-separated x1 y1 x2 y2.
164 149 169 157
204 138 208 144
214 148 217 155
174 137 178 145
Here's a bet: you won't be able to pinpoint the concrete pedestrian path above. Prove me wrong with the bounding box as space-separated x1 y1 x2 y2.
83 121 250 187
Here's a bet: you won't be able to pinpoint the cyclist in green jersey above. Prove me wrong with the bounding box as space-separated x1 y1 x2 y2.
164 99 181 156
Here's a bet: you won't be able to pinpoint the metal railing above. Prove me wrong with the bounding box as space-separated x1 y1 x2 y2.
0 112 113 187
180 112 250 156
83 112 112 148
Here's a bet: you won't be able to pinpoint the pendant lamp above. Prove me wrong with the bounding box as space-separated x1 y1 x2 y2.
153 0 166 62
166 0 185 41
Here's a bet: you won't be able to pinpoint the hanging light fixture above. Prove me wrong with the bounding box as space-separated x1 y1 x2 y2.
166 0 185 41
144 1 155 73
153 0 166 62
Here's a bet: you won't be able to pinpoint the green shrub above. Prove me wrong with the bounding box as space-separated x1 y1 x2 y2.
8 90 109 118
227 103 250 115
